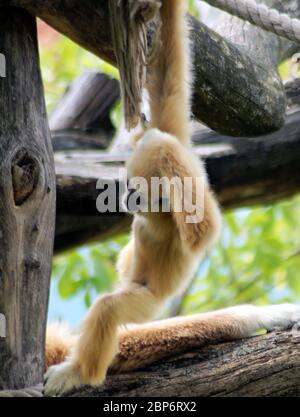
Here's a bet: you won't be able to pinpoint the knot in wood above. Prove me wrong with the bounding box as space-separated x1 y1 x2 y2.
11 149 40 206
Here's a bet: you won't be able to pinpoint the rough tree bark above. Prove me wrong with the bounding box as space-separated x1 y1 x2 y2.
286 78 300 106
66 330 300 397
0 0 298 136
0 8 56 389
49 69 300 153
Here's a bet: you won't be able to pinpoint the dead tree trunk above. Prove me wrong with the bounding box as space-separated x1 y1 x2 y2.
0 8 56 389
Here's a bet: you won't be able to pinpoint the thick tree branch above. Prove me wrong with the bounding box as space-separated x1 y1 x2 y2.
50 71 120 151
1 0 298 136
50 71 300 153
66 330 300 397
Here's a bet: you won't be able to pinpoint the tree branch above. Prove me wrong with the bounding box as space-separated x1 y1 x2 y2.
66 330 300 397
50 70 300 154
50 71 120 151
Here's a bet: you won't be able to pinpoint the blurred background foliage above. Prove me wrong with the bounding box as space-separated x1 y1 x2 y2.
38 1 300 327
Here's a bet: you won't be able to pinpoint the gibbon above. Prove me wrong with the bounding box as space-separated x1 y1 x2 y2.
44 0 300 396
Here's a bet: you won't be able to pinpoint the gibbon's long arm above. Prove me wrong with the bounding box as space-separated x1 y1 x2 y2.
148 0 191 144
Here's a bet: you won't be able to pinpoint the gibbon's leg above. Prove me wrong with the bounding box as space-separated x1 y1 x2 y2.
111 304 300 373
44 282 161 396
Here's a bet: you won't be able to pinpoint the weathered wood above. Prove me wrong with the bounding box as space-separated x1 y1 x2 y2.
51 70 300 153
1 0 298 136
188 15 285 137
52 131 113 152
53 108 300 252
0 8 56 389
66 330 300 397
187 0 298 138
286 78 300 107
50 71 120 151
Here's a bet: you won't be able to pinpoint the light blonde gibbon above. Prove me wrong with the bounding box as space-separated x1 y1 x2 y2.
44 0 300 396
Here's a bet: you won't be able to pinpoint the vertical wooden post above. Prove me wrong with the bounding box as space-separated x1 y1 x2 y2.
0 8 56 389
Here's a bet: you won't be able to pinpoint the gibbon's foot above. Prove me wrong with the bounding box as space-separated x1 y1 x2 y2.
261 304 300 331
224 303 300 334
44 361 87 397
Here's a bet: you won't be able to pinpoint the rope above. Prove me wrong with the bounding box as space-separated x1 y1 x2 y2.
109 0 161 130
203 0 300 44
0 384 43 397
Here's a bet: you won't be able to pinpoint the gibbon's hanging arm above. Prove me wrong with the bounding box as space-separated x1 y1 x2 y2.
108 0 161 130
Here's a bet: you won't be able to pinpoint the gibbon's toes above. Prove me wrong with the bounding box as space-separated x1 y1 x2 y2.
44 361 83 397
257 304 300 332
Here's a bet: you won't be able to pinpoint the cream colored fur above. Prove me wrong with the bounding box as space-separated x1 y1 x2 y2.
44 0 300 396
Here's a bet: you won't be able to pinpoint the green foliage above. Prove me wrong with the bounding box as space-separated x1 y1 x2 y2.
51 197 300 315
188 0 200 18
39 32 119 113
52 236 129 308
177 196 300 315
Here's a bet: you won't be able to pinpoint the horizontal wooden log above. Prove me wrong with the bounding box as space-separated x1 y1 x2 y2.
54 108 300 252
2 0 298 136
50 71 120 151
66 330 300 397
50 70 300 152
52 130 112 152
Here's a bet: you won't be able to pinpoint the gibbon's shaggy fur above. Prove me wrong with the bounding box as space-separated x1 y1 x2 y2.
44 0 300 396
